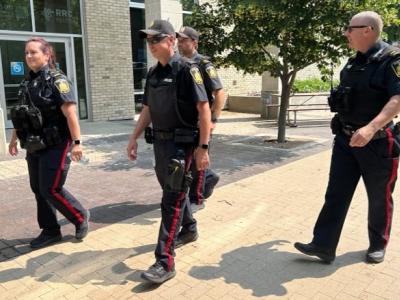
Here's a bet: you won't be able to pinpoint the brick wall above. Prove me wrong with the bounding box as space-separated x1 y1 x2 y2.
216 67 263 96
83 0 135 121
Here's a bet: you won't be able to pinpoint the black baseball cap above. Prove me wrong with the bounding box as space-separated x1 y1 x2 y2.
176 26 200 40
139 20 175 39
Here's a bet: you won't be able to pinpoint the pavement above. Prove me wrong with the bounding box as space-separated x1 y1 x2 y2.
1 111 400 299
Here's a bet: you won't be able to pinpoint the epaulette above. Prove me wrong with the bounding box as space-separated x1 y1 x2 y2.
47 69 64 81
200 58 210 65
369 46 400 62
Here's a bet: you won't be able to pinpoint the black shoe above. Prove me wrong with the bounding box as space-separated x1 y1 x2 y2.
191 202 205 213
366 248 385 264
141 262 176 284
294 242 335 263
30 231 62 249
175 230 199 248
204 172 220 199
76 210 90 240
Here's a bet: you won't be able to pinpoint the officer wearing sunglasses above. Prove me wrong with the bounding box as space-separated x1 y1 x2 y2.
295 11 400 264
127 20 211 284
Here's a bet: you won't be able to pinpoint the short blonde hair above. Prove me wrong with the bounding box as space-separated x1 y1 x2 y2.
353 11 383 35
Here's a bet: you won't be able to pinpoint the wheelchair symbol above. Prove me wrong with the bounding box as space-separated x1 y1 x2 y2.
11 62 24 76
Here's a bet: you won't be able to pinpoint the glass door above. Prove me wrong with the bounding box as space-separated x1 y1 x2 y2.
0 36 72 129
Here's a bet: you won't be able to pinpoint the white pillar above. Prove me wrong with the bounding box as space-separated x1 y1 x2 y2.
260 71 281 119
0 108 6 155
144 0 183 67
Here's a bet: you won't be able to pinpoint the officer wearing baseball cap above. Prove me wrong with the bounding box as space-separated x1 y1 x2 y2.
128 20 211 284
176 26 225 217
138 19 176 38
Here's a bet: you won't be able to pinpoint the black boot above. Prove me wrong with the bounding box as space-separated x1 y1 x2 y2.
204 172 220 199
30 230 62 249
294 242 335 263
141 262 176 284
366 248 385 264
75 210 90 240
175 230 199 248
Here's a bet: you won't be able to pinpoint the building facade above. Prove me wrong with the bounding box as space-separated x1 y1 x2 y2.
0 0 270 129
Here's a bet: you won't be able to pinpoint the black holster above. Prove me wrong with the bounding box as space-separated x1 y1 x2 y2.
24 134 47 153
389 123 400 155
164 150 193 193
330 114 342 135
144 127 154 144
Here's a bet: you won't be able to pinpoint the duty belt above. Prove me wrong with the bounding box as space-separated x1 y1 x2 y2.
153 130 174 140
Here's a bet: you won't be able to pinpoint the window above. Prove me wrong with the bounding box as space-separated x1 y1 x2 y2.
33 0 81 34
0 0 32 31
181 0 198 26
130 7 147 91
181 0 198 11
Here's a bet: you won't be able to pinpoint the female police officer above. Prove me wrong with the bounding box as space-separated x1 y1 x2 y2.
8 37 89 249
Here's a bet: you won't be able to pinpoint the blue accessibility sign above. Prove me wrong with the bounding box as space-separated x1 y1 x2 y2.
10 62 24 76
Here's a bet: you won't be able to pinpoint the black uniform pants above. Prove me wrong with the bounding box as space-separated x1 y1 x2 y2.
26 140 86 234
153 140 197 271
312 131 398 253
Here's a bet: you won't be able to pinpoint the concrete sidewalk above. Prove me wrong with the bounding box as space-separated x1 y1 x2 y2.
1 112 399 299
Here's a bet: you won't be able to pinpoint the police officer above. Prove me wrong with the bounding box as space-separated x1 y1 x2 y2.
127 20 211 283
8 37 89 249
295 11 400 264
176 26 225 214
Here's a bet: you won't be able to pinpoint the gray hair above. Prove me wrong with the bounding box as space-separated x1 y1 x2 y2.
353 11 383 35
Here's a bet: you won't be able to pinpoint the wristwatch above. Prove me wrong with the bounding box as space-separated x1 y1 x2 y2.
199 144 209 150
73 139 81 145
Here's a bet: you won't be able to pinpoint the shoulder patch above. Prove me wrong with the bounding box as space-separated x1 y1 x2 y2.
190 66 203 84
206 65 218 79
392 60 400 78
54 78 71 94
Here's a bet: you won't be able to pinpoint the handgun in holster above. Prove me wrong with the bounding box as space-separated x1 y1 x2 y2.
164 149 192 193
389 123 400 155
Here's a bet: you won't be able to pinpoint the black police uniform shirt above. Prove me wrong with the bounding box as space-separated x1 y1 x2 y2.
339 41 400 125
25 64 76 138
143 53 208 130
192 52 223 92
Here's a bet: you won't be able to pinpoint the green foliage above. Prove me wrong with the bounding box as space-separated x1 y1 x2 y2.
293 77 339 93
187 0 400 78
185 0 400 141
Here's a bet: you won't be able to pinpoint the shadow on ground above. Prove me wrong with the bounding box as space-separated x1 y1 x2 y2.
189 240 364 297
0 244 156 286
1 201 160 262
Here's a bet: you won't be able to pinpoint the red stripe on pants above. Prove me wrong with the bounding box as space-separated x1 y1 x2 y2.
50 141 84 224
383 128 397 246
164 152 193 271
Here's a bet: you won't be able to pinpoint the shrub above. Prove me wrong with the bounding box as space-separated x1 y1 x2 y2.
293 77 339 93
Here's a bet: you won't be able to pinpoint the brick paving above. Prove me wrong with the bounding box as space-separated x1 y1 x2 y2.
2 112 399 299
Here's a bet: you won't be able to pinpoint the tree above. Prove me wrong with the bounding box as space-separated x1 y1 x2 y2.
187 0 400 142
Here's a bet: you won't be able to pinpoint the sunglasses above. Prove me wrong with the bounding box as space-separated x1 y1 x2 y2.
146 35 169 45
344 25 373 33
